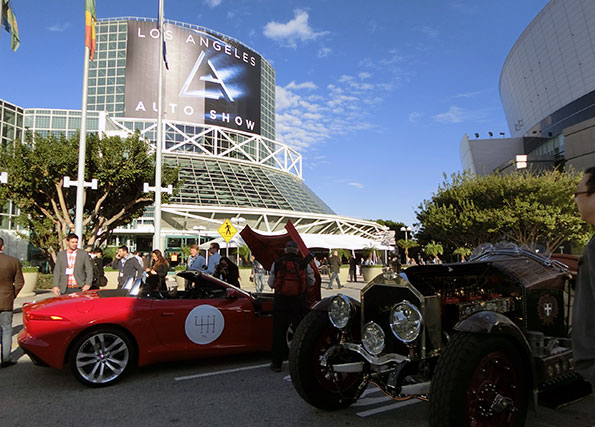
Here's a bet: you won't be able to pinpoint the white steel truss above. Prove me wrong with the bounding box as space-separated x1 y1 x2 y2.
106 117 302 178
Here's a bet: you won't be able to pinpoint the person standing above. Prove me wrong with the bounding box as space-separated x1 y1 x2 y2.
52 233 94 296
267 241 314 372
187 244 206 271
89 248 106 290
112 245 144 288
205 242 221 275
348 254 357 282
250 255 266 293
572 167 595 404
145 249 169 291
0 237 24 368
328 250 342 290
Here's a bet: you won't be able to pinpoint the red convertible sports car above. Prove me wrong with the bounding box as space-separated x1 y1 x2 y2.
18 272 274 387
18 220 321 387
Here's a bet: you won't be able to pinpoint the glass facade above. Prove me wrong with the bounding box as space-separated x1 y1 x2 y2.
23 109 101 139
166 155 334 214
0 99 24 147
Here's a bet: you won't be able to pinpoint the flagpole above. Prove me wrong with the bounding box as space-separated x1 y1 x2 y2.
75 44 91 245
153 0 165 250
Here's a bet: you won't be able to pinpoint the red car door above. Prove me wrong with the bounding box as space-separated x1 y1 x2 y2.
149 292 255 357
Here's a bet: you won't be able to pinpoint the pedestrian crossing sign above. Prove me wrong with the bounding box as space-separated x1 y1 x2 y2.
218 219 237 243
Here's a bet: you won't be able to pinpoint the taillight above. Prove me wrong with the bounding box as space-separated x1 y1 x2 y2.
25 313 67 321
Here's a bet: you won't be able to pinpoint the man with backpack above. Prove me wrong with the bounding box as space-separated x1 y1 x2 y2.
267 240 315 372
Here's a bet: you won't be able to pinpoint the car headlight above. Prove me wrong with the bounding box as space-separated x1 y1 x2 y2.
390 301 422 343
328 294 352 329
361 322 385 355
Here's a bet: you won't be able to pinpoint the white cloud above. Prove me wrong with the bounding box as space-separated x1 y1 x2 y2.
286 81 318 90
348 182 365 189
409 112 422 123
358 72 372 80
455 89 489 98
318 47 331 58
420 25 439 38
263 10 328 48
46 23 70 32
204 0 222 7
433 106 469 124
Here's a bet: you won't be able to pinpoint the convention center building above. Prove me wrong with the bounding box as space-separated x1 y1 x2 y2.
0 17 388 259
460 0 595 175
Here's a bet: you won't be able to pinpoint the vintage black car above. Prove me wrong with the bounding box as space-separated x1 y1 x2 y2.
289 244 587 426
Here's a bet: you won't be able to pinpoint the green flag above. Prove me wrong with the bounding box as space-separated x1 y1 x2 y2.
2 0 20 51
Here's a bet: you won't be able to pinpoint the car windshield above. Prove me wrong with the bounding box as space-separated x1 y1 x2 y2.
469 242 552 263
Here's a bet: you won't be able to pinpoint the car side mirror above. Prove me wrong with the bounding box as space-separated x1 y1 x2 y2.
225 288 239 300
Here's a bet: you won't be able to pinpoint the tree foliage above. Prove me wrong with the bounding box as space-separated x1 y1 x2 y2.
0 132 178 262
396 239 419 258
415 170 590 254
425 241 443 257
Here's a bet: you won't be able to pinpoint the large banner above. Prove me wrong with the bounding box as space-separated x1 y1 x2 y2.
124 21 262 134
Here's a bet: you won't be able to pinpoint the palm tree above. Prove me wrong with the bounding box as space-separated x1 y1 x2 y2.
453 247 472 262
425 241 444 263
397 239 419 260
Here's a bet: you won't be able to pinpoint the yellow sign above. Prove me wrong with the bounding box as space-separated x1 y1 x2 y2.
218 219 237 243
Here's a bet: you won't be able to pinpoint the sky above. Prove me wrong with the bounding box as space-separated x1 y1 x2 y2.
0 0 550 229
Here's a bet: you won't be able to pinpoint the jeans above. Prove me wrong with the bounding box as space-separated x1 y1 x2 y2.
329 272 341 289
0 310 14 363
254 273 265 293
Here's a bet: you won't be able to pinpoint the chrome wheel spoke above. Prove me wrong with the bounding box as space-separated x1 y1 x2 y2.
76 332 130 384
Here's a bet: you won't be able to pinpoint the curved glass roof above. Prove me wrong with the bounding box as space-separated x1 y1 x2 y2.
166 155 335 215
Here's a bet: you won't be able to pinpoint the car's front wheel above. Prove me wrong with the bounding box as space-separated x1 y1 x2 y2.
289 310 364 410
69 327 135 387
429 332 528 427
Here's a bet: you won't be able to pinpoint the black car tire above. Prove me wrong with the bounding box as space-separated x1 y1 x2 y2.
289 310 363 410
429 332 528 427
69 327 136 387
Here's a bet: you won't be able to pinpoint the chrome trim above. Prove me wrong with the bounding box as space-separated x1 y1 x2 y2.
321 342 409 367
331 362 365 373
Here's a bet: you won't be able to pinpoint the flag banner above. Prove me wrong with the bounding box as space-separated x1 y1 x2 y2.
2 0 19 51
156 1 169 70
85 0 96 60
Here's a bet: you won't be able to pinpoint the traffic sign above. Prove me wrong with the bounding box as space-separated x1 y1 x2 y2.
218 219 237 243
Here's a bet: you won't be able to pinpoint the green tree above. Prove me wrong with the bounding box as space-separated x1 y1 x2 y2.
415 170 590 253
425 241 444 261
397 239 419 259
238 244 251 266
453 247 472 261
0 132 178 263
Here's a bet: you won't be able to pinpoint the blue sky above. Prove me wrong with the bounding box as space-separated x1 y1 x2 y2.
0 0 549 228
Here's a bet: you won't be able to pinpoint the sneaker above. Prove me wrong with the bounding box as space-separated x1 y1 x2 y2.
326 287 333 290
270 363 282 372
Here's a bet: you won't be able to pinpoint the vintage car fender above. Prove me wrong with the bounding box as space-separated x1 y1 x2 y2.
454 310 536 392
312 295 361 312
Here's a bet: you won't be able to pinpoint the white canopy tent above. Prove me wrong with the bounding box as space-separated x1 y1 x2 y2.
199 233 393 251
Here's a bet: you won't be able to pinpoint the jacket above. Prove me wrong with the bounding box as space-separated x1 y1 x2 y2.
0 252 24 311
112 254 144 287
53 249 94 294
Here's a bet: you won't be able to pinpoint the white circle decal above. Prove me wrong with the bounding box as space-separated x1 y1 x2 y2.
185 305 225 345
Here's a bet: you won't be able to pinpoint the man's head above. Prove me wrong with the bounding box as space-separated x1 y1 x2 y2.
93 248 103 257
66 233 79 251
190 244 199 257
575 167 595 225
209 242 220 255
117 245 129 258
284 240 299 255
333 250 338 256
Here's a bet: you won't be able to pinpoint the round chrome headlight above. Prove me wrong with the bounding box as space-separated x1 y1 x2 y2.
390 301 422 343
361 322 385 355
328 294 352 329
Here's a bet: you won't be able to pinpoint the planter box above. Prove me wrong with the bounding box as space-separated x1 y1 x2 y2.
362 266 383 282
239 269 252 289
339 266 349 284
104 271 120 289
20 272 39 297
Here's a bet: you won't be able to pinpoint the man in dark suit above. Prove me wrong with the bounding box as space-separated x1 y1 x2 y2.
52 233 94 296
0 237 24 367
